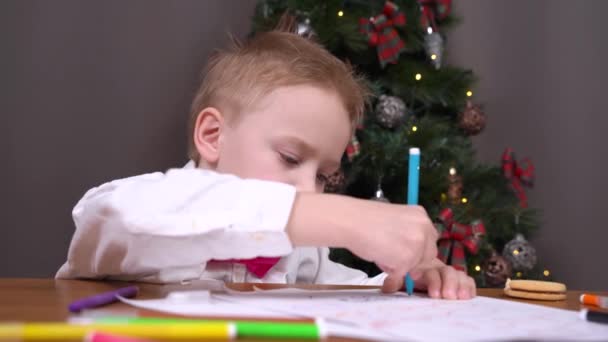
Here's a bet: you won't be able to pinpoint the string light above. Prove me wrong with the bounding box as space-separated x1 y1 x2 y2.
516 272 522 277
449 167 457 175
474 265 481 272
543 269 550 277
431 54 437 60
466 90 473 97
415 73 422 81
338 10 344 17
440 193 447 201
411 126 418 132
513 250 520 256
461 197 468 204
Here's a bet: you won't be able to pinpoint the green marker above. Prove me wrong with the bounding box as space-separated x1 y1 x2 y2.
72 316 323 339
235 321 320 339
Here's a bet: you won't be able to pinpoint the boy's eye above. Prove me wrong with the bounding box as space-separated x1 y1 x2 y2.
279 152 300 166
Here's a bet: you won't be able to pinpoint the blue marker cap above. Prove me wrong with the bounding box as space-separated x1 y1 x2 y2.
405 273 414 296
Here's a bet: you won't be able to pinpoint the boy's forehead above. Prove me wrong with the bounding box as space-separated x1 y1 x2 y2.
247 84 343 110
234 85 352 162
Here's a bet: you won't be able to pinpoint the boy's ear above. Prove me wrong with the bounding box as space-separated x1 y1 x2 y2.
193 107 224 166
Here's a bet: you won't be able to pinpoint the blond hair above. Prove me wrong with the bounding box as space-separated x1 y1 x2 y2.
187 30 370 162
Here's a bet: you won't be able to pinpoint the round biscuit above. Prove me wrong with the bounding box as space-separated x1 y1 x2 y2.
506 279 566 293
504 288 567 301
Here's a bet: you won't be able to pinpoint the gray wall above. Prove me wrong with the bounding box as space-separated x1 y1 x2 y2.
3 1 606 290
2 0 257 277
447 0 608 290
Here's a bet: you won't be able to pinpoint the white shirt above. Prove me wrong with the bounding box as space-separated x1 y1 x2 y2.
56 161 386 286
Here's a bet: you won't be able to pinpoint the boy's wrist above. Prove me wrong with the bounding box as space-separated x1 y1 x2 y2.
286 192 355 248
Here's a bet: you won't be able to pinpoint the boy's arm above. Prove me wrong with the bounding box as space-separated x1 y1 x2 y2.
57 168 297 280
287 192 438 286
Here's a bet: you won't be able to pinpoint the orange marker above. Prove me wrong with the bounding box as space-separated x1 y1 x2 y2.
580 294 608 309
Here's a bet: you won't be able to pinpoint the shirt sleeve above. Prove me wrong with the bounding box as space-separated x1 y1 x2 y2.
312 248 387 286
56 168 297 280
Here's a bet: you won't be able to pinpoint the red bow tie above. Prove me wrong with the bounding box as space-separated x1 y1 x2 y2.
210 257 280 278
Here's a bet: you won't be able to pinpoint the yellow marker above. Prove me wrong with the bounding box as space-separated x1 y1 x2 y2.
0 322 234 340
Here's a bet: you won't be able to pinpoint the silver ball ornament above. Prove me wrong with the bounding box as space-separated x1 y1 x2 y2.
375 95 407 128
296 18 314 38
502 234 537 272
424 31 444 70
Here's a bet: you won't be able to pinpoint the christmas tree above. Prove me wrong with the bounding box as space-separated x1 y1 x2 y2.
251 0 548 287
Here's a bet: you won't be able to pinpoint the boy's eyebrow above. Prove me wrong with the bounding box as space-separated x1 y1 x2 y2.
279 136 341 170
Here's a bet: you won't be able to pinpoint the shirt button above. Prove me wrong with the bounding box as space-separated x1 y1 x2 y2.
252 232 265 241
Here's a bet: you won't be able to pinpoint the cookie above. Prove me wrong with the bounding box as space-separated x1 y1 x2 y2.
504 278 567 301
507 279 567 293
504 288 567 301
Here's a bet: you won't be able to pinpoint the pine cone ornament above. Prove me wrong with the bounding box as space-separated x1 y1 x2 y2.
482 251 513 287
502 234 538 271
375 95 407 128
324 169 345 193
458 100 486 135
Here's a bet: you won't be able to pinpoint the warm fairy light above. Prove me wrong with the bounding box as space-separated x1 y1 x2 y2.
415 73 422 81
441 193 447 201
474 265 481 272
513 250 520 256
449 167 457 175
466 90 473 97
338 10 344 17
412 126 418 132
543 270 550 277
461 197 468 204
431 54 437 60
516 272 522 277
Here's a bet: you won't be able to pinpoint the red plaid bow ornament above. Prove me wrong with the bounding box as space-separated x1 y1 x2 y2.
436 208 486 272
345 134 360 161
359 1 406 68
502 148 535 208
419 0 452 29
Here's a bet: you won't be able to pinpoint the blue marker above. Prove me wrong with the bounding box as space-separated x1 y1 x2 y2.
405 147 421 296
407 147 420 205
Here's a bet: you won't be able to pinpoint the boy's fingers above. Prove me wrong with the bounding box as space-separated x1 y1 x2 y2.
377 263 394 274
381 273 404 293
439 266 459 299
457 275 477 299
469 277 477 297
422 269 441 298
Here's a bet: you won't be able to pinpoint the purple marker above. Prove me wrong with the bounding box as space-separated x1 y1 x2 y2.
68 285 139 313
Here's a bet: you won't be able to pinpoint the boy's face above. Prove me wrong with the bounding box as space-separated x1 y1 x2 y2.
212 85 352 193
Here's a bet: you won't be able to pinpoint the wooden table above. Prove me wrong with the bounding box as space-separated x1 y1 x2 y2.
0 278 606 341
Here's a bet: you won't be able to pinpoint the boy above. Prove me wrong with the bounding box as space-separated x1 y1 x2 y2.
57 31 475 299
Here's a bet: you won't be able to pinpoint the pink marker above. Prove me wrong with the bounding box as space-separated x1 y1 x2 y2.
86 331 152 342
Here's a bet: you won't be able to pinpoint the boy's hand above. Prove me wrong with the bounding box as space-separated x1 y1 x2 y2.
288 193 438 283
381 258 477 299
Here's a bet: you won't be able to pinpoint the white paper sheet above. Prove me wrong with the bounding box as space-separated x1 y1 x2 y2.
118 291 394 341
119 295 291 319
214 288 608 341
119 288 608 341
